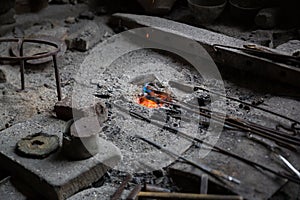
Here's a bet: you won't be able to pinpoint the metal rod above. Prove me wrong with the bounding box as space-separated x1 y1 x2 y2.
111 174 132 200
174 101 300 149
144 184 171 193
135 135 241 185
137 191 243 200
200 174 208 194
19 39 25 90
126 184 142 200
52 55 62 101
112 103 300 184
278 155 300 179
194 83 299 125
169 81 300 142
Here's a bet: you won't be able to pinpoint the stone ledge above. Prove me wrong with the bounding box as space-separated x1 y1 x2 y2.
0 114 121 200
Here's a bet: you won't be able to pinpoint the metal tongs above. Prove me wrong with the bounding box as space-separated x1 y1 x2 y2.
247 133 300 179
213 44 300 66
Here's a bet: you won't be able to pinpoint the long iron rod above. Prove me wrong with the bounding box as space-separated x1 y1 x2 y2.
135 135 241 185
190 81 299 125
112 103 300 184
137 191 243 200
163 99 300 149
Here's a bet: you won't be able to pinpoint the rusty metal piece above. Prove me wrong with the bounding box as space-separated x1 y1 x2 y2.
10 35 67 65
200 174 208 194
137 191 243 200
15 132 59 159
62 117 101 160
126 184 142 200
0 37 62 100
111 174 132 200
144 184 171 193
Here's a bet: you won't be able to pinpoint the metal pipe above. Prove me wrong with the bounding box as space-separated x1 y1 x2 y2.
137 191 243 200
144 184 171 193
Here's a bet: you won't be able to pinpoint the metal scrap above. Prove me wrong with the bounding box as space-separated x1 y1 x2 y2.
111 174 132 200
126 184 142 200
15 132 59 159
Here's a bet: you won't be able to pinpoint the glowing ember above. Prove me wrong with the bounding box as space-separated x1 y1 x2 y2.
137 83 172 109
137 96 162 108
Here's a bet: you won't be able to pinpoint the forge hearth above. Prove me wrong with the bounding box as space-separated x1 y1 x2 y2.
72 42 217 173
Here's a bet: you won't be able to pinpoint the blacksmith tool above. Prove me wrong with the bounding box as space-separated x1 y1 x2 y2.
135 135 241 185
247 133 300 179
112 102 300 184
168 80 300 125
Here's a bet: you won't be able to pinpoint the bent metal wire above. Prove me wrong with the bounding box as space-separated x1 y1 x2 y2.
0 37 62 100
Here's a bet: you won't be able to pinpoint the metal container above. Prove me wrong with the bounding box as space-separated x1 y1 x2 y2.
137 0 177 15
229 0 265 23
188 0 227 24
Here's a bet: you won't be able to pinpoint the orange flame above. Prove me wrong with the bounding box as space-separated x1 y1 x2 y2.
137 90 172 109
137 96 162 109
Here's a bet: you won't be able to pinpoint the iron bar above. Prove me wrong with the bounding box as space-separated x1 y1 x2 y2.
135 135 241 185
111 174 132 200
144 184 171 193
169 100 300 150
197 86 299 125
52 55 62 101
112 103 300 184
169 80 300 125
126 184 142 200
137 191 243 200
19 42 25 90
200 174 208 194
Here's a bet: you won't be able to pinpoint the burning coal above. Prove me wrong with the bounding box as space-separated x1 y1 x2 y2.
137 83 172 109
